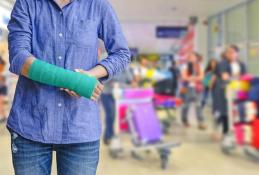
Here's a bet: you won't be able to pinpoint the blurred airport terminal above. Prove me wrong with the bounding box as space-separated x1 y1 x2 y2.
1 0 259 174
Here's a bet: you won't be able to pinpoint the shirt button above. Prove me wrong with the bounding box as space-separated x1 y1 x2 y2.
58 56 62 60
59 11 63 15
59 33 63 37
58 103 62 107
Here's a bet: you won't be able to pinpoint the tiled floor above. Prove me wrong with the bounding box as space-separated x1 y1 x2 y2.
1 109 259 175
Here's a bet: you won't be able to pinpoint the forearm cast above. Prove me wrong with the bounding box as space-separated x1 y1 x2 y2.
22 58 98 99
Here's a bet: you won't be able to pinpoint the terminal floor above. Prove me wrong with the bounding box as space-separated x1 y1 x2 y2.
1 109 259 175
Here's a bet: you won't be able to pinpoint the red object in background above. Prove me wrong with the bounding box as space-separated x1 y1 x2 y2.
234 124 244 145
251 119 259 149
119 105 129 132
178 25 195 62
240 74 254 82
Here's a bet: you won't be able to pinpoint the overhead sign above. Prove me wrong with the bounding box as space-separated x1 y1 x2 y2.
156 26 187 39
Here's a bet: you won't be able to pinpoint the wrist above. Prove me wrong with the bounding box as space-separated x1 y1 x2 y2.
87 69 99 78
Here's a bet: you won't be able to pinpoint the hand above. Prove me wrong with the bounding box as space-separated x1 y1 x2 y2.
60 69 104 101
60 88 80 98
75 69 104 101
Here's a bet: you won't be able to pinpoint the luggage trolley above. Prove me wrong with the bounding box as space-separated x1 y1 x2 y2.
222 79 259 160
109 86 181 169
153 94 182 134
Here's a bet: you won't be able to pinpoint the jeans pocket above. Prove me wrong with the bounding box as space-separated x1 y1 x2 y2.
10 131 19 154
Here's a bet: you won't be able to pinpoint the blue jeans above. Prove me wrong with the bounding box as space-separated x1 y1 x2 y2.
101 94 115 141
201 87 210 108
181 87 204 124
10 131 100 175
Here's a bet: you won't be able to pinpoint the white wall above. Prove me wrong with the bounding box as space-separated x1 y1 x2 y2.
121 21 187 54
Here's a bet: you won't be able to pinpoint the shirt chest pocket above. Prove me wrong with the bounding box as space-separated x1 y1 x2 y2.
67 19 98 48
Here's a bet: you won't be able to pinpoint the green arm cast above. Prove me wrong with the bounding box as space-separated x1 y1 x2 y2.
28 59 98 99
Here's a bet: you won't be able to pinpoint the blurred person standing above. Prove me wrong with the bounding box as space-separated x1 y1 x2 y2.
210 52 227 140
201 59 218 108
7 0 130 175
215 45 246 138
169 60 180 96
101 80 115 145
101 57 134 145
180 52 206 130
0 55 7 123
139 56 149 79
133 56 150 87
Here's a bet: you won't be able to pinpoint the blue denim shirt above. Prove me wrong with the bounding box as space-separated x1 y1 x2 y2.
7 0 130 144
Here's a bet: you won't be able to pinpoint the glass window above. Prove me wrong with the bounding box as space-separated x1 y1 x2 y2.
248 0 259 42
208 16 224 59
225 6 246 44
247 43 259 75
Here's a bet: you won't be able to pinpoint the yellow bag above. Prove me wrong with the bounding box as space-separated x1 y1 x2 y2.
228 80 250 91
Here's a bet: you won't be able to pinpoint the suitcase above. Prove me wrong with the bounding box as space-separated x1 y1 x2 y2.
248 85 259 101
131 102 162 144
119 105 129 132
120 89 154 133
234 124 244 145
251 119 259 149
123 88 154 99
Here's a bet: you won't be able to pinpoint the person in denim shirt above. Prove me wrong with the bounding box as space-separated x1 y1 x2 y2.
7 0 131 174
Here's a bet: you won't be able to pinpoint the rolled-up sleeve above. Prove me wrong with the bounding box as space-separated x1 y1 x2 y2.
8 0 32 75
98 0 131 83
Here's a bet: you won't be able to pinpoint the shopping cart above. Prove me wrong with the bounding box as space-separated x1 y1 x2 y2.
109 86 181 169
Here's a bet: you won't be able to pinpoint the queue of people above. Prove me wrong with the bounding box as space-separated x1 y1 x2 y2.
182 45 247 140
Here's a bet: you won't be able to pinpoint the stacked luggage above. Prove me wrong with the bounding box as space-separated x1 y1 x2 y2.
223 75 259 159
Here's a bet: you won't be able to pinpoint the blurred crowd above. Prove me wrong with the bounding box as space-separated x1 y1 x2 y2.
100 44 247 145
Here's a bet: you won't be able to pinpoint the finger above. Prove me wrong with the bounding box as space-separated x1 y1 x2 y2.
64 89 77 97
69 91 80 98
60 88 64 91
96 83 104 91
94 87 101 95
64 89 70 94
64 89 73 96
92 92 99 99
